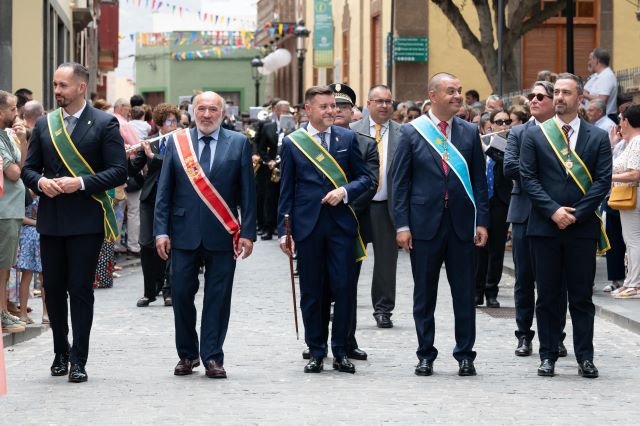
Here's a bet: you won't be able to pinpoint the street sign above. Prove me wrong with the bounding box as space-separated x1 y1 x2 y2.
393 37 428 62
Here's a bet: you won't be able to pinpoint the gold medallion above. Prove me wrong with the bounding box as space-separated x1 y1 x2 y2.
565 160 573 169
443 152 449 161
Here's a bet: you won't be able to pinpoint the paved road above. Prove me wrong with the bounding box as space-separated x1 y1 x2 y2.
4 240 640 424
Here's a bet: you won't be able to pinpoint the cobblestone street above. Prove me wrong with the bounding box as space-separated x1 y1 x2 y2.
4 241 640 424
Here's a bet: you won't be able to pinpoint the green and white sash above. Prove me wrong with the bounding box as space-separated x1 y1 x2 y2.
287 128 367 262
539 118 610 253
47 109 118 242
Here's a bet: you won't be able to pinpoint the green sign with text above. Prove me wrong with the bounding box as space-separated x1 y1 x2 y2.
393 37 428 62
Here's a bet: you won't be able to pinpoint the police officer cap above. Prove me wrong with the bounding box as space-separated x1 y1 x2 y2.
329 83 356 106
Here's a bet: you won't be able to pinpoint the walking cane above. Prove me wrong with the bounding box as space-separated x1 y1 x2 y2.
284 214 300 340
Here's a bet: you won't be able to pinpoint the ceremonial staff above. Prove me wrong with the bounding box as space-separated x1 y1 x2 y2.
284 214 300 339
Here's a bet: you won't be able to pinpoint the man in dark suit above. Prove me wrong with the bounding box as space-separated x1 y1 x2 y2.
351 85 400 329
21 62 127 383
130 102 180 308
391 72 489 377
278 85 373 374
257 100 291 240
154 91 256 379
520 73 611 378
504 81 568 357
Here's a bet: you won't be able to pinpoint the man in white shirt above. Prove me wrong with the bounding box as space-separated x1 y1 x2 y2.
586 99 616 134
583 48 618 118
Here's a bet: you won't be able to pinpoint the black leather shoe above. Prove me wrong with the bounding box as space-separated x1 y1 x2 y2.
515 337 533 357
260 233 273 241
348 348 368 361
578 360 599 378
475 296 484 306
136 297 155 307
415 359 433 376
374 314 393 328
537 359 555 377
458 359 476 376
558 342 568 357
68 364 88 383
50 353 69 376
486 297 500 308
304 357 324 373
164 297 173 307
333 356 356 374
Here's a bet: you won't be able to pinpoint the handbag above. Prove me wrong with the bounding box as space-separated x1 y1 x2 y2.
608 185 637 210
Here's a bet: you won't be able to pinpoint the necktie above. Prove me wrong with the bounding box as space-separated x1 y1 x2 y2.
487 157 495 199
437 121 449 175
200 136 213 176
159 137 166 155
561 124 572 146
64 116 78 134
375 124 384 192
318 132 328 150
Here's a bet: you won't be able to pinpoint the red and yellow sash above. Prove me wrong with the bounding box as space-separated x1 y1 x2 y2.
174 129 240 243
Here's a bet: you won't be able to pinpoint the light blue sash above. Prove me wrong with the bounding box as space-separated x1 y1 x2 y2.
410 115 476 209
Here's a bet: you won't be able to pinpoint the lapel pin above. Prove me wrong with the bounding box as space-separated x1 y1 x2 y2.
87 121 91 125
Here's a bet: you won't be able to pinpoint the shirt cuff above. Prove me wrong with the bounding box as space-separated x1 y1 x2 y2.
156 234 169 240
342 187 349 203
397 226 410 233
79 177 85 191
37 177 44 192
279 236 287 244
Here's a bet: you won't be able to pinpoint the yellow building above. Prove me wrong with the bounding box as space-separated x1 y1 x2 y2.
258 0 639 104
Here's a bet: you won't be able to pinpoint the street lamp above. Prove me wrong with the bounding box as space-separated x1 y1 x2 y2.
294 20 310 105
251 56 264 107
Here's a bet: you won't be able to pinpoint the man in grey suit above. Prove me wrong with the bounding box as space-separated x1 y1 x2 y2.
351 85 400 328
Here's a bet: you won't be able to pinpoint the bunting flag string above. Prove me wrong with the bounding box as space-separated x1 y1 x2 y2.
172 46 241 61
119 30 256 48
123 0 256 28
253 22 296 40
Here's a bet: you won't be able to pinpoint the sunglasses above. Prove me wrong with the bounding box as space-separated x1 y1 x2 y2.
492 119 512 126
527 93 552 102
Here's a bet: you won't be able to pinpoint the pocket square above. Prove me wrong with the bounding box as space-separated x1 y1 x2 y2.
336 149 348 153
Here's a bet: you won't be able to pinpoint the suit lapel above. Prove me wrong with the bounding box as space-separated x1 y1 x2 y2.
386 121 400 174
70 107 95 147
212 128 230 179
329 126 339 157
574 119 590 158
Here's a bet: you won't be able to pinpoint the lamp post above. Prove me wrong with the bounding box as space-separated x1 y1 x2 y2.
294 20 310 105
251 56 263 107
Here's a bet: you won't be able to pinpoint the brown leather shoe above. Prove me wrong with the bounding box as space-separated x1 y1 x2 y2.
205 360 227 379
174 358 200 376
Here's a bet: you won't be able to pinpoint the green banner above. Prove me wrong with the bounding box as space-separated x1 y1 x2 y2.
313 0 334 68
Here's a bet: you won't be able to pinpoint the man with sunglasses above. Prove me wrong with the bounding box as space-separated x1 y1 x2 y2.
351 85 401 329
504 81 568 358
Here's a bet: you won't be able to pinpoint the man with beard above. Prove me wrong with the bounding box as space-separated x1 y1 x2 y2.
155 91 256 379
21 62 127 383
520 73 611 378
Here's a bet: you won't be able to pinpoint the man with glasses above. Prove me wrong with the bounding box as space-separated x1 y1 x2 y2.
130 103 181 308
351 85 401 329
504 81 568 359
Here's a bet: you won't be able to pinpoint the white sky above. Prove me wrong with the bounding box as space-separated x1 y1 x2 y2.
116 0 257 80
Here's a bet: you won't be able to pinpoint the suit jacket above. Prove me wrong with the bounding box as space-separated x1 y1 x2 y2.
350 117 401 221
277 125 373 241
391 117 490 242
154 127 257 251
129 133 165 203
348 131 379 244
520 119 612 239
256 121 279 163
504 121 535 224
21 106 127 236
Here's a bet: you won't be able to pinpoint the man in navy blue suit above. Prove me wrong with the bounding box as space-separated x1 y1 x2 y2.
520 73 611 378
22 63 127 383
278 86 373 374
154 91 256 379
504 81 568 358
391 72 489 377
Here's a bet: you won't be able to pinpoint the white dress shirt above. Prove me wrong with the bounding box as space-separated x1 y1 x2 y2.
306 122 332 151
196 127 221 172
554 114 581 151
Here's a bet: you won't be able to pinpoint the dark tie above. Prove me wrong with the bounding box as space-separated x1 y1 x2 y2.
64 116 78 134
562 124 572 145
200 136 213 176
318 132 328 150
159 137 166 155
437 121 449 175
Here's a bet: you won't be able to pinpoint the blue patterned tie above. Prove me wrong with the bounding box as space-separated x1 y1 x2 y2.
487 157 495 199
200 136 213 176
318 132 328 150
159 137 166 155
